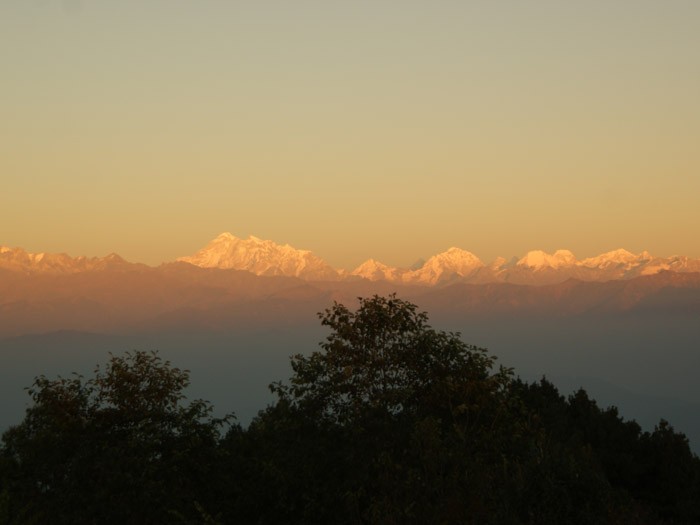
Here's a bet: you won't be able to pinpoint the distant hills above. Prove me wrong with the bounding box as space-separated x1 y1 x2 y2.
3 233 700 286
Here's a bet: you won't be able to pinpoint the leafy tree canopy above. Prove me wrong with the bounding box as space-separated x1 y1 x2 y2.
0 351 230 524
275 294 511 426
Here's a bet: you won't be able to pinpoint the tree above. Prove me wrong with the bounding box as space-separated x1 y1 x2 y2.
275 294 510 425
244 295 653 524
256 295 530 524
0 351 231 524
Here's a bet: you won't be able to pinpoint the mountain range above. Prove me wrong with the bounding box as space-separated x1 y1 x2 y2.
4 233 699 286
1 233 699 339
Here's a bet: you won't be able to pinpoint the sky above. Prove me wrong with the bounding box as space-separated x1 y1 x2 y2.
2 1 699 270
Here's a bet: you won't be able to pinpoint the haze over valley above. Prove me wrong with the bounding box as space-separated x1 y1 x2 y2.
2 234 699 449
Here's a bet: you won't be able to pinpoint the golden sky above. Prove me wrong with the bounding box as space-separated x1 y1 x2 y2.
2 1 699 269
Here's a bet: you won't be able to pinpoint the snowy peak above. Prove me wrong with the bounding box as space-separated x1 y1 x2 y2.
404 248 484 285
351 259 407 282
517 249 577 270
178 233 340 281
350 248 485 285
425 247 484 273
4 237 700 286
580 249 641 269
665 256 700 274
0 246 136 274
347 245 700 286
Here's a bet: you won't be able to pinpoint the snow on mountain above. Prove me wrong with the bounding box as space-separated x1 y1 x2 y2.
178 233 340 281
517 250 577 270
666 255 700 273
351 248 485 285
347 246 700 286
351 259 407 282
403 248 485 285
4 236 700 286
509 248 686 283
580 249 647 270
0 246 136 274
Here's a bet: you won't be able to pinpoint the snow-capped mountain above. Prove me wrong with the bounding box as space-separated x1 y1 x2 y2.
352 248 485 286
404 248 485 285
0 246 136 274
666 255 700 274
492 248 700 284
351 247 700 287
178 234 696 286
580 249 648 270
3 236 699 286
178 233 340 281
516 250 577 270
351 259 408 282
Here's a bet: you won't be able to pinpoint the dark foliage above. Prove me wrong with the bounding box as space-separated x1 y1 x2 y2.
0 351 231 524
2 295 699 524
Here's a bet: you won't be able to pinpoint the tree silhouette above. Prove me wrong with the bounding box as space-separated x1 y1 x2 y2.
253 295 542 523
1 351 230 524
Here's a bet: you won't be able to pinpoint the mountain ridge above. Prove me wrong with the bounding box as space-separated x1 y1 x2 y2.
3 233 700 286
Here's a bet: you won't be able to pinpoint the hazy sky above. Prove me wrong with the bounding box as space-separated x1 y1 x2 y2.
2 1 699 269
